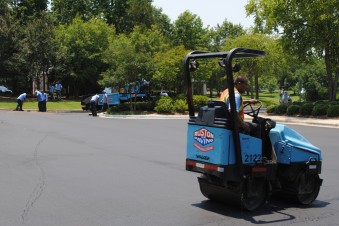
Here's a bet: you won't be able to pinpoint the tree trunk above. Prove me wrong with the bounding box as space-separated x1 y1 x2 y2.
325 47 338 101
255 71 259 100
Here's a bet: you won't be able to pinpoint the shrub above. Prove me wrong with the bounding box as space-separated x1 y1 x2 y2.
176 93 187 100
329 101 339 106
314 100 329 106
173 99 187 113
274 104 288 115
135 102 155 111
154 96 174 113
300 103 314 116
292 101 303 106
287 105 300 116
327 105 339 117
312 104 329 116
106 106 119 114
193 95 209 110
266 105 277 114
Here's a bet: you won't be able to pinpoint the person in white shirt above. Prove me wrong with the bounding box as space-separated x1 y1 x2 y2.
15 93 27 111
55 82 63 100
101 90 108 112
90 94 100 116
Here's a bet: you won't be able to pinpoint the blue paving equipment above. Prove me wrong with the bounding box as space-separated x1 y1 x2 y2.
184 48 323 211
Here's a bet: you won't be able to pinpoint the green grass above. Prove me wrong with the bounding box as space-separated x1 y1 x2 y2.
0 97 82 111
0 90 304 111
232 90 301 107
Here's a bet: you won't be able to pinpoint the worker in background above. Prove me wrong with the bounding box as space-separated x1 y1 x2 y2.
35 90 44 112
101 90 108 113
49 83 55 101
42 92 48 112
90 93 100 116
55 81 62 101
220 75 259 135
15 93 27 111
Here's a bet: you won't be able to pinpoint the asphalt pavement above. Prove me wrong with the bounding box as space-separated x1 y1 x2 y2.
99 112 339 128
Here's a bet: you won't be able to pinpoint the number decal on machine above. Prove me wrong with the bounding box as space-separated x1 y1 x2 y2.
244 154 262 163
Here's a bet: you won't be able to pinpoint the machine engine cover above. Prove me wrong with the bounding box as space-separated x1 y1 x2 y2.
269 124 322 164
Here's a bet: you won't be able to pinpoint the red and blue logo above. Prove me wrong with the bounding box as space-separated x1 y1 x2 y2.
193 128 214 152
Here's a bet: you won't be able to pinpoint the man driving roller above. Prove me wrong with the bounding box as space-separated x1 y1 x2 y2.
220 75 259 135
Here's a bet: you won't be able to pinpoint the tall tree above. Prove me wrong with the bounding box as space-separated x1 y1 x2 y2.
55 17 115 96
11 0 48 20
172 10 209 50
0 3 28 91
151 6 173 40
246 0 339 101
21 14 57 92
0 0 11 15
125 0 154 32
101 26 160 88
51 0 154 34
210 20 245 51
51 0 93 24
224 34 287 99
153 45 188 92
94 0 128 33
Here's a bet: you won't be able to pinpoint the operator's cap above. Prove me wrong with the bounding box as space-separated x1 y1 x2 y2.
102 90 106 93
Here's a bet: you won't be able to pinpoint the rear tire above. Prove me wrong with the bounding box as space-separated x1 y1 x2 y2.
240 178 267 211
198 176 267 211
295 172 321 205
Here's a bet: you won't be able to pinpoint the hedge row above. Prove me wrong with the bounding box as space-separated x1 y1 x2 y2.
267 101 339 118
154 95 209 114
106 95 210 114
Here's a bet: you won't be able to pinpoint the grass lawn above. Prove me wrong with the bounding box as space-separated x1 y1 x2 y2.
257 90 300 107
0 90 302 111
0 97 82 111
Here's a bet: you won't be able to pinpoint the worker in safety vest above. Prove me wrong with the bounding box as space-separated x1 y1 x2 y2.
220 75 258 134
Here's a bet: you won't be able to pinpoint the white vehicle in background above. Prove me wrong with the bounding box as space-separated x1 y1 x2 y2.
0 85 13 95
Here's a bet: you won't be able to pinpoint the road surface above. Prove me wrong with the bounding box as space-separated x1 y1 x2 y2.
0 111 338 226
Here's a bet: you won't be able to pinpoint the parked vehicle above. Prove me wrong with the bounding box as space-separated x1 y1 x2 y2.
81 79 152 111
184 48 323 211
0 85 13 95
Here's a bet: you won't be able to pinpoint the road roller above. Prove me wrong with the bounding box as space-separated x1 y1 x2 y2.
184 48 323 211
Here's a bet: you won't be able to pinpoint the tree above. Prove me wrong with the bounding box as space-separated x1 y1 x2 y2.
11 0 48 20
224 34 287 99
55 17 115 96
52 0 155 34
295 60 328 101
21 14 58 92
51 0 94 24
153 45 188 92
0 4 29 92
100 27 158 111
246 0 339 101
210 19 245 51
125 0 154 32
172 10 209 50
151 6 173 40
0 0 11 15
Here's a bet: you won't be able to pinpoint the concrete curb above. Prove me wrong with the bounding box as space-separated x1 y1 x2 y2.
1 108 338 128
101 113 339 128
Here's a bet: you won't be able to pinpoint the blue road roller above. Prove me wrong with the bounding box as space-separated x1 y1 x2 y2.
184 48 323 211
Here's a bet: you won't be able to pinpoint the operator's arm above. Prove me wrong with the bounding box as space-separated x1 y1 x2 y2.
243 99 258 104
235 94 251 133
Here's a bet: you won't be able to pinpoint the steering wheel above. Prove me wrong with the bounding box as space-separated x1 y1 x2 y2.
244 101 262 119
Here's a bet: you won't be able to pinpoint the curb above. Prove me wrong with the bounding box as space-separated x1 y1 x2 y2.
1 108 338 128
